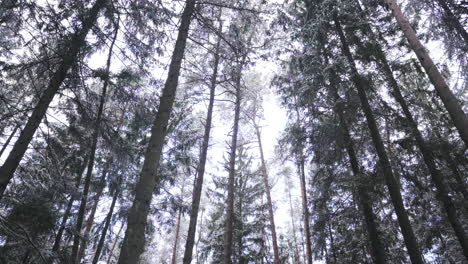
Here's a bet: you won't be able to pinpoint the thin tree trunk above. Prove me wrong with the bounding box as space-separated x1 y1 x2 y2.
286 173 300 264
328 73 386 264
333 15 424 264
182 20 222 264
327 221 337 264
223 63 243 264
117 1 196 263
434 0 468 44
51 158 89 254
107 223 124 264
71 24 117 263
171 209 183 264
92 188 118 264
0 0 107 198
384 0 468 147
298 155 313 264
0 125 18 158
76 170 107 263
254 124 280 264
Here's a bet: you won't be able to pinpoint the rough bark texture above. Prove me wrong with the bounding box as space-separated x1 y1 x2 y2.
223 67 242 264
329 77 386 264
117 1 196 263
334 15 424 264
182 25 221 264
254 124 280 264
171 209 183 264
0 0 107 198
384 0 468 147
92 188 118 264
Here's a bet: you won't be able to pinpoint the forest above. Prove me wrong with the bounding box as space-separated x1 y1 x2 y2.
0 0 467 263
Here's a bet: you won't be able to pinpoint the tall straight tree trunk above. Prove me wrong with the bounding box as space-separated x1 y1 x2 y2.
291 95 313 264
0 125 18 158
0 0 107 198
92 188 118 264
51 158 89 254
182 21 222 264
254 124 280 264
223 65 242 264
107 223 124 264
352 3 468 254
286 173 300 264
434 0 468 43
328 72 386 264
76 171 107 263
117 1 196 263
171 208 183 264
373 38 468 260
333 16 424 264
71 25 117 263
297 155 313 264
384 0 468 147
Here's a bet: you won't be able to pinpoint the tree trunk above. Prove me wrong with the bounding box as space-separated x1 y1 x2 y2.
286 173 300 264
298 155 313 264
51 158 89 254
328 74 386 264
171 208 183 264
373 36 468 260
439 140 468 200
223 65 242 264
117 1 196 263
92 188 118 264
333 15 424 264
71 24 116 263
434 0 468 44
254 124 280 264
182 21 222 264
107 223 124 264
0 0 107 198
0 125 18 158
384 0 468 147
76 170 107 263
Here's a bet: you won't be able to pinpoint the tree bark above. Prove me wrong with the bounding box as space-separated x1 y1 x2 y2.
117 1 196 263
384 0 468 147
0 0 107 198
51 158 89 254
286 173 300 264
223 64 242 264
106 223 124 264
328 74 386 264
374 37 468 261
171 208 183 264
92 188 118 264
297 155 313 264
182 21 221 264
334 15 424 264
76 171 107 263
71 24 116 263
254 124 280 264
0 125 18 158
